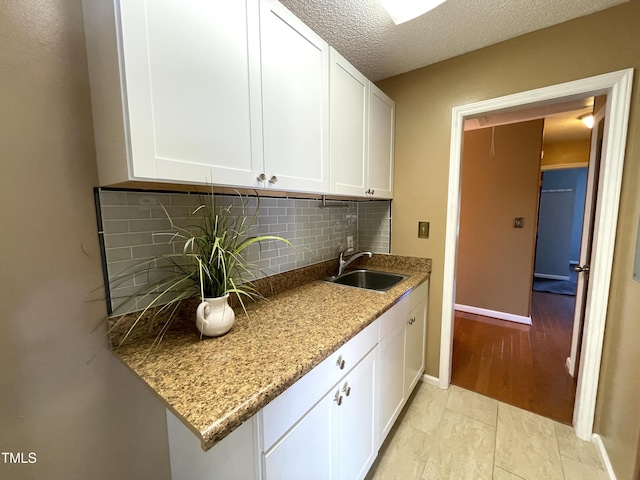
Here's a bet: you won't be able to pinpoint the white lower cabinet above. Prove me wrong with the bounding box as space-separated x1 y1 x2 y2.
404 298 428 398
263 347 377 480
336 347 377 480
165 281 428 480
263 390 336 479
377 280 429 445
377 309 406 441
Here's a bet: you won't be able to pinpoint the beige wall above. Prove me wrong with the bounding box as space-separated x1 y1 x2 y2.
0 2 170 479
542 139 590 169
378 1 640 477
457 121 543 317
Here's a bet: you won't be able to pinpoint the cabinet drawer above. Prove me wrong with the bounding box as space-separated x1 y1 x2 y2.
262 318 379 451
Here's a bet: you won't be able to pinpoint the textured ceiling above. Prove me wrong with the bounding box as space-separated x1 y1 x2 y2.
280 0 629 81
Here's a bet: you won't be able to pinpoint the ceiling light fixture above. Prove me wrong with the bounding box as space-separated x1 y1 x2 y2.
379 0 448 25
580 114 594 129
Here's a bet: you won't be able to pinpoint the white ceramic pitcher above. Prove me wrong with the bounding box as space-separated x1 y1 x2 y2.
195 294 235 337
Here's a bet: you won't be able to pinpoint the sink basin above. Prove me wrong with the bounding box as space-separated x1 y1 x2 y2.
324 269 409 292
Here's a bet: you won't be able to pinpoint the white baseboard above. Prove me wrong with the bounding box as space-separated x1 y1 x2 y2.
534 273 571 281
592 433 617 480
455 304 532 325
421 374 440 387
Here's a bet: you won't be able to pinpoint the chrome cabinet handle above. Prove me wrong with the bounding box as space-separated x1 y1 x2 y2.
574 265 590 273
342 383 351 397
334 391 343 406
269 175 278 184
257 173 267 182
408 317 416 325
336 356 345 370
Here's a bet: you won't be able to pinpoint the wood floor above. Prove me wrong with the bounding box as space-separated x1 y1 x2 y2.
451 291 577 425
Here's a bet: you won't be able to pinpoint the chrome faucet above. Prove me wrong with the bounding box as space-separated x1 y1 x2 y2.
337 248 373 276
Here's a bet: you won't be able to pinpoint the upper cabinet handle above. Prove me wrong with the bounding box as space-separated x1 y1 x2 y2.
269 175 278 184
257 173 267 182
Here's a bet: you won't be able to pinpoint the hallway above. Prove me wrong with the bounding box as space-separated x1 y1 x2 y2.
451 291 577 425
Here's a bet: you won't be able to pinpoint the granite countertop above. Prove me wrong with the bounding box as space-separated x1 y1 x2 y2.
112 255 431 451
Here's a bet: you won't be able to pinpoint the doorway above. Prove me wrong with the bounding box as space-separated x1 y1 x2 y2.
452 111 593 425
439 69 633 440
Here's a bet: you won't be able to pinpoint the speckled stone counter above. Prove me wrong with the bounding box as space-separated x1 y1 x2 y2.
112 255 431 451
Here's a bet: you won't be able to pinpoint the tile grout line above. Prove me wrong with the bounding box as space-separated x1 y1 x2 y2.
554 421 568 480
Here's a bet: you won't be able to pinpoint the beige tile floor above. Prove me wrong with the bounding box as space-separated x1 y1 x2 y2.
366 383 608 480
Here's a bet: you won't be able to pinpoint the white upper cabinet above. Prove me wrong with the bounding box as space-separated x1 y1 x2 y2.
329 50 395 198
84 0 387 195
329 48 369 197
368 85 395 199
259 0 330 193
83 0 264 187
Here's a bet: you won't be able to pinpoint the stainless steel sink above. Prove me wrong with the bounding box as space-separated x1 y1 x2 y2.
323 269 409 292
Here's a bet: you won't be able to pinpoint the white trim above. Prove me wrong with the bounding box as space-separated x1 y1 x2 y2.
420 373 440 387
455 304 533 325
592 433 617 480
541 162 588 171
534 273 571 281
439 69 634 440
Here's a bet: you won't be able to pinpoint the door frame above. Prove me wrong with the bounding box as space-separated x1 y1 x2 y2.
439 68 633 441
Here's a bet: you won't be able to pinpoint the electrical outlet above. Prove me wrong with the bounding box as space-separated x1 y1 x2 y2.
514 217 524 228
347 236 354 248
418 222 429 239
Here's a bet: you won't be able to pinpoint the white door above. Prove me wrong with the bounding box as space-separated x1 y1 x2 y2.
404 298 427 397
377 321 405 443
119 0 263 186
260 0 330 193
337 348 377 480
367 85 395 198
263 390 336 480
330 48 369 196
567 111 605 377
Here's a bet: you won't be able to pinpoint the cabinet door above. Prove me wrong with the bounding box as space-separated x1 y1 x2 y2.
404 298 427 397
260 0 330 193
378 321 405 444
368 84 395 198
119 0 263 186
329 48 368 196
263 390 338 480
338 348 377 480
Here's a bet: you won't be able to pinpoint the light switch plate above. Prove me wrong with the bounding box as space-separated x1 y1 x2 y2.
418 221 429 239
